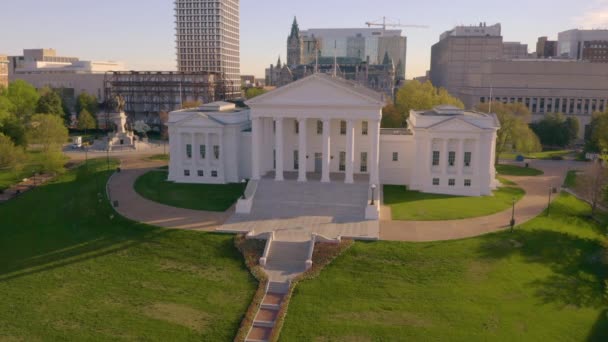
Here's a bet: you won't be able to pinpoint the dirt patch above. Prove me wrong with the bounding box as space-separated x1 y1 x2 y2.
143 303 210 332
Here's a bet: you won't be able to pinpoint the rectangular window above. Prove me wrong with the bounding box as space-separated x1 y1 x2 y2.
273 120 276 133
340 120 346 135
211 170 218 178
200 145 206 159
317 120 323 135
294 150 299 170
362 121 368 135
213 145 220 159
273 149 276 169
432 151 440 166
392 152 399 162
360 152 368 172
295 120 299 134
339 151 346 172
464 152 472 167
448 151 456 166
433 178 440 186
464 179 472 187
197 170 204 177
184 170 190 176
186 144 192 159
448 179 456 186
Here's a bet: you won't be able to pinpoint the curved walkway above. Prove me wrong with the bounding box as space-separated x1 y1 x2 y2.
107 158 232 231
380 159 585 242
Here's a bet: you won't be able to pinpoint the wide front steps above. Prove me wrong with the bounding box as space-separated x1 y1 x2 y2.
245 281 290 342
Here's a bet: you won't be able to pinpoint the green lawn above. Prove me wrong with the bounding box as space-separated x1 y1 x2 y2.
281 193 608 341
496 164 544 176
147 154 170 161
134 170 245 212
563 170 578 188
384 183 525 221
500 150 574 160
0 150 68 191
0 159 256 341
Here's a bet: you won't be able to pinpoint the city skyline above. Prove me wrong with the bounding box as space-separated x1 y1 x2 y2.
1 0 607 79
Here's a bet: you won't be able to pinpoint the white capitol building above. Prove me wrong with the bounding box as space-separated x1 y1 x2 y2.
167 74 500 218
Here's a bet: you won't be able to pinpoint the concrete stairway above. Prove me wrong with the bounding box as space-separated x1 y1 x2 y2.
245 281 290 342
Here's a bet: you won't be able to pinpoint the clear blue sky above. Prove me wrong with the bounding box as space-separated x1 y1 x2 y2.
1 0 606 78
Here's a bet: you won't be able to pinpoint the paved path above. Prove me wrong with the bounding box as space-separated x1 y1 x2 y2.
107 158 232 231
380 160 586 242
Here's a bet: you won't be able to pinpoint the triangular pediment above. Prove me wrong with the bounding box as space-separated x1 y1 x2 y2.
172 114 225 128
427 117 484 132
246 74 386 108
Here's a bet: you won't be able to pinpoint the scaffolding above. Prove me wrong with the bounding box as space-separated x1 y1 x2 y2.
103 71 237 128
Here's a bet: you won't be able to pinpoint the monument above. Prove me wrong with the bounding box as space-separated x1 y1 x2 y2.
105 94 136 150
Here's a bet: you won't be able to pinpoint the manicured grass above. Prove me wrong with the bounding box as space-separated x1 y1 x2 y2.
281 193 608 341
147 154 170 161
134 170 245 212
496 164 544 176
563 170 578 188
500 150 574 160
0 159 256 341
384 183 525 221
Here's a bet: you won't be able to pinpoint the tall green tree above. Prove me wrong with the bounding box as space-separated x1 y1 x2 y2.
530 113 579 147
0 133 24 171
475 102 541 163
75 92 99 116
28 114 69 153
36 87 65 118
6 80 40 121
384 80 464 128
0 116 27 146
586 111 608 153
77 109 97 131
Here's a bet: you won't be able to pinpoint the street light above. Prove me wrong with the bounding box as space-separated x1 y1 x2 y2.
371 184 377 205
241 179 247 199
510 197 516 232
547 186 553 216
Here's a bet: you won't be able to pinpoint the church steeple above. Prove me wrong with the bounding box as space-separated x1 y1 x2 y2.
290 17 300 39
277 55 282 68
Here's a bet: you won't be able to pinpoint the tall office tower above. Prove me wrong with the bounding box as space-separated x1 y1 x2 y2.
175 0 241 97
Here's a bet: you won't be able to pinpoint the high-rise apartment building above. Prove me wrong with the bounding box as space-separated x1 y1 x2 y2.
0 55 8 88
175 0 240 96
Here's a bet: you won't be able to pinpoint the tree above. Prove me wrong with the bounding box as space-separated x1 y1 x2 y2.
77 109 97 131
245 87 267 99
580 159 608 217
530 113 578 147
75 92 99 116
159 111 169 141
0 92 15 128
585 111 608 153
28 114 69 153
36 87 65 118
475 102 541 163
381 104 404 128
0 116 28 146
385 80 464 128
6 80 39 121
133 120 151 138
0 133 24 171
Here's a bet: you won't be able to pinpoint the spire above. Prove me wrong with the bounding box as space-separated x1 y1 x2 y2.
290 16 300 39
382 51 391 65
277 55 282 68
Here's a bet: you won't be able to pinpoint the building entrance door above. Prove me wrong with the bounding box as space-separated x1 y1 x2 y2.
314 153 322 173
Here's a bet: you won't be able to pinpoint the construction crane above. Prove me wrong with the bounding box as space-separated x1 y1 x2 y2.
365 17 429 31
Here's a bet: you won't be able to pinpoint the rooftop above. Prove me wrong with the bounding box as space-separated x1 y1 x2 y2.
417 105 489 118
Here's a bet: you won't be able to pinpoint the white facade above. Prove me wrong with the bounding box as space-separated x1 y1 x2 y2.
168 75 500 197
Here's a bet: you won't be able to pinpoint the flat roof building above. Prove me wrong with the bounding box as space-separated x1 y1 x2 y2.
558 29 608 60
175 0 241 97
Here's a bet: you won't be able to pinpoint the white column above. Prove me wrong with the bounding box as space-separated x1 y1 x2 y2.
458 139 465 176
442 138 449 175
191 133 199 166
275 117 284 181
321 118 331 183
252 118 261 180
205 132 211 168
345 119 355 184
298 118 307 182
370 119 380 185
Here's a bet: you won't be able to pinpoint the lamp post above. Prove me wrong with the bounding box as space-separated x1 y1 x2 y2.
510 197 516 232
241 179 247 200
547 186 553 217
371 184 377 205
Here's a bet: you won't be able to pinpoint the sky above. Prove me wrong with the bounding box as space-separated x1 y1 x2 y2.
1 0 607 79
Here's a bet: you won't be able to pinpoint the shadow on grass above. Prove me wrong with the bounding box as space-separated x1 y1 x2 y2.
0 159 171 282
587 309 608 341
477 207 607 309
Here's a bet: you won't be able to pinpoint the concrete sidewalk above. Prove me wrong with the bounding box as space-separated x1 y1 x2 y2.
107 158 231 231
380 160 583 242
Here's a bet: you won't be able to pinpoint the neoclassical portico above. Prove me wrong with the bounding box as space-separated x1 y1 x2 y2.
247 74 385 185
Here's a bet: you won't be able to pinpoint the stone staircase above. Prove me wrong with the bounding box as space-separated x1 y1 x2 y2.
245 281 290 342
